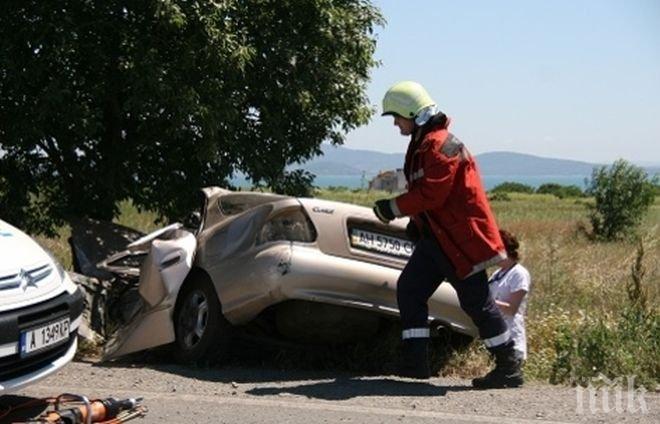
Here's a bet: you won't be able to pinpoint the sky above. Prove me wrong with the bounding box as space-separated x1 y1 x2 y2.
343 0 660 165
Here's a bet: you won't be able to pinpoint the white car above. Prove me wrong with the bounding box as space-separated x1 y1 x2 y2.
0 219 83 394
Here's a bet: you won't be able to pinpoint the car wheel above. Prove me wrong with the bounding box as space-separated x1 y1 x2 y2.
173 276 231 363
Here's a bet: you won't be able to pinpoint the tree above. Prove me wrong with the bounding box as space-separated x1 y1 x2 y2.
0 0 383 234
586 159 657 241
260 169 316 198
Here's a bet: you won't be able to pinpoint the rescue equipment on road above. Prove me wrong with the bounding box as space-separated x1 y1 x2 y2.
1 393 146 424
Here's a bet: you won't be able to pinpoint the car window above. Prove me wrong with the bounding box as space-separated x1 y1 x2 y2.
205 205 271 259
257 208 317 244
219 193 286 215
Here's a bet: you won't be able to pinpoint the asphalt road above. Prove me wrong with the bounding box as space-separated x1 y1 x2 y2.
3 361 658 424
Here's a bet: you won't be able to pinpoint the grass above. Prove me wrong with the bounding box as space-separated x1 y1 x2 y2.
488 194 659 382
39 190 659 388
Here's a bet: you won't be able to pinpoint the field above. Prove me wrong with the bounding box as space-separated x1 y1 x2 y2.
36 189 659 388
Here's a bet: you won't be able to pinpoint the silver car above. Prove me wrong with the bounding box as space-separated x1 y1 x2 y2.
86 188 476 362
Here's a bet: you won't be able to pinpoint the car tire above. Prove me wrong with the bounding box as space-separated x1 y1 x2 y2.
173 275 231 363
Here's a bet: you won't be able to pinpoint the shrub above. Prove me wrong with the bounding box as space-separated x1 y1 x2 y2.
586 159 657 241
550 308 658 389
536 183 584 199
652 179 660 196
488 192 511 202
490 181 535 194
550 238 658 389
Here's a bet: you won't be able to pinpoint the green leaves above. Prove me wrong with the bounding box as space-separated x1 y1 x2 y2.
0 0 383 233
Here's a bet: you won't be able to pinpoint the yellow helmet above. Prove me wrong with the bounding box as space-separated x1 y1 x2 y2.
381 81 435 119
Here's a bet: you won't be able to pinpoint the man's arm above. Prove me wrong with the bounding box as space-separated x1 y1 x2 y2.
391 149 459 218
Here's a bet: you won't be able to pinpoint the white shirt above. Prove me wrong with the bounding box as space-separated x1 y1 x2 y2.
489 263 531 359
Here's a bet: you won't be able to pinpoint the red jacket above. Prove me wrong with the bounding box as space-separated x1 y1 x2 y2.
390 117 506 279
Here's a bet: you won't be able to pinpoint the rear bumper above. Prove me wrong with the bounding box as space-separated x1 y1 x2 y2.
0 287 84 394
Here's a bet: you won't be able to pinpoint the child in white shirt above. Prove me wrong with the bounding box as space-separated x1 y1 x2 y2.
489 230 532 360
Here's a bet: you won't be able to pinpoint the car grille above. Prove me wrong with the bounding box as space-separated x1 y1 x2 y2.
18 301 69 329
0 333 76 382
0 263 53 291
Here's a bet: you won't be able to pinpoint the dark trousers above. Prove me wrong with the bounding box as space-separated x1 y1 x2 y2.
397 236 508 344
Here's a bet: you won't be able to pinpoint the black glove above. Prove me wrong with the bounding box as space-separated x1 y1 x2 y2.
373 199 395 223
406 220 420 242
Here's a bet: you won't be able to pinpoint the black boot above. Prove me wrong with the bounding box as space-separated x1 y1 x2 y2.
472 341 523 389
396 338 431 379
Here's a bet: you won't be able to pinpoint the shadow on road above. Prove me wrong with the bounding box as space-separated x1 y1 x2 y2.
0 394 50 422
90 328 477 386
90 357 478 395
95 357 376 384
246 377 473 400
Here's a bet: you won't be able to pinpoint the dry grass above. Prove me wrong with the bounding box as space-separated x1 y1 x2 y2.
491 194 659 383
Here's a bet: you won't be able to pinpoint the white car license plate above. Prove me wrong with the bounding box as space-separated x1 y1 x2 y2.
350 229 414 258
20 317 70 356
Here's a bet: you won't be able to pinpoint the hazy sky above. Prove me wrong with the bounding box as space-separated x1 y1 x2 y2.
343 0 660 165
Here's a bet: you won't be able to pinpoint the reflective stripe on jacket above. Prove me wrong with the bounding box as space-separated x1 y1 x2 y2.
392 117 506 279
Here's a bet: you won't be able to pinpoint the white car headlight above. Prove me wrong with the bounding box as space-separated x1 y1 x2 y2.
44 249 77 293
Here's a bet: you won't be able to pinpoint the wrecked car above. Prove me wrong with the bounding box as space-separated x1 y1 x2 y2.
72 188 477 362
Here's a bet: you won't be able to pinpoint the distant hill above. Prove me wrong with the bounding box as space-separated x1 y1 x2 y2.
293 145 404 175
292 145 659 178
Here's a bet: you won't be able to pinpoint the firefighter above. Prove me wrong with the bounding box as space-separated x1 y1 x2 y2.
373 81 523 388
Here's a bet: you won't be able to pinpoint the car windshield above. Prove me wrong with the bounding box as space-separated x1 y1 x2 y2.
218 193 287 215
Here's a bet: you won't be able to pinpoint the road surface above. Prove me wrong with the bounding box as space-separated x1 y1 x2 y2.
2 361 658 423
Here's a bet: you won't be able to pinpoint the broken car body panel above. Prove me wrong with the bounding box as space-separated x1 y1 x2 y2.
94 188 477 360
101 226 196 359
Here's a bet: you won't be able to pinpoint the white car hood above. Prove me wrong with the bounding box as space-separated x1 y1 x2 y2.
0 220 65 311
0 221 52 268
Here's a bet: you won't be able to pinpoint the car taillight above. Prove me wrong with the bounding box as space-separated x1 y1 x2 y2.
257 208 317 244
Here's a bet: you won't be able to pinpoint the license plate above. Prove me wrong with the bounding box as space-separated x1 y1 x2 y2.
350 229 414 258
20 317 70 357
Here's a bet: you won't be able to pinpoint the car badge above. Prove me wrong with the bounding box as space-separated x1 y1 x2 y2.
19 269 36 291
312 206 334 214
